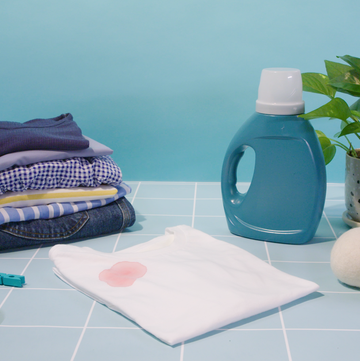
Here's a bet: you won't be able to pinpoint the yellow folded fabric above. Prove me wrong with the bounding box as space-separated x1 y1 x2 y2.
0 185 118 208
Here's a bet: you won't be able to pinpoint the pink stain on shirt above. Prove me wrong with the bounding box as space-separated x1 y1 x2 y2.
99 261 147 287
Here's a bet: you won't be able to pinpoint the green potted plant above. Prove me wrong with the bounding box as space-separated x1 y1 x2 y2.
300 55 360 225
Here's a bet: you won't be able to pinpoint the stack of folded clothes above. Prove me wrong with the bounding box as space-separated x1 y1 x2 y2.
0 113 135 252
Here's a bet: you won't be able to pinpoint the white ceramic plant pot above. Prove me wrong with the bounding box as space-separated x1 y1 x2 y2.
345 150 360 222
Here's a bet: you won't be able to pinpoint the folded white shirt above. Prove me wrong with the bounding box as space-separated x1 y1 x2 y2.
49 225 319 345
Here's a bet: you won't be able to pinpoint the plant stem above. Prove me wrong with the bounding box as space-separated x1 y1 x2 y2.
344 135 358 157
349 115 360 140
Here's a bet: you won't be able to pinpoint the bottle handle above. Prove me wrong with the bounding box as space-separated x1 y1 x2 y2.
221 145 247 206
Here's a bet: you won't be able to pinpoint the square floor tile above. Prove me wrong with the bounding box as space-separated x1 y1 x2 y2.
130 215 192 234
272 262 354 292
216 235 268 260
0 288 10 305
193 216 229 236
23 258 72 289
134 198 194 216
1 289 93 326
183 330 289 361
114 234 155 252
324 200 346 217
0 258 31 276
327 217 351 237
74 328 182 361
222 308 282 330
0 327 82 361
195 199 225 216
196 183 222 199
314 217 336 238
287 330 360 361
136 182 195 198
282 292 360 329
266 238 336 262
326 184 345 200
88 302 139 328
69 234 119 253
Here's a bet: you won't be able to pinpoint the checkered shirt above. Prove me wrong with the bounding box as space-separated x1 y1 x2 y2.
0 156 122 195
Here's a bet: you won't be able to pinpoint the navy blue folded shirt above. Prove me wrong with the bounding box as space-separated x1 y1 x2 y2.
0 113 89 156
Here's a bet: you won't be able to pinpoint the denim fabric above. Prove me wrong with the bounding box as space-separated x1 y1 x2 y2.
0 197 135 252
0 113 89 156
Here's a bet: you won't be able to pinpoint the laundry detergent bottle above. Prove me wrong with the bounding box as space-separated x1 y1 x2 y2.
221 68 326 244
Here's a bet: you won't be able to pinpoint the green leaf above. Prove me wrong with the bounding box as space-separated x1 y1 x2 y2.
337 55 360 73
301 73 336 98
334 120 351 137
315 130 327 138
322 143 336 165
325 60 353 80
350 99 360 112
316 131 336 165
351 110 360 118
299 98 352 121
339 122 360 137
329 69 360 97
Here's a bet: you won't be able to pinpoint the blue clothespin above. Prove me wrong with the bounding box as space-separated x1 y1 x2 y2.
0 273 25 287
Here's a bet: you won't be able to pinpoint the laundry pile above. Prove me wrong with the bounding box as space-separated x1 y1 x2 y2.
0 113 135 251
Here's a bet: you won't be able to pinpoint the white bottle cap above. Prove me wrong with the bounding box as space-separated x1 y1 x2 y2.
255 68 305 115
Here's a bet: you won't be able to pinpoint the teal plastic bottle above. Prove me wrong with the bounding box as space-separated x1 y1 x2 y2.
221 68 326 244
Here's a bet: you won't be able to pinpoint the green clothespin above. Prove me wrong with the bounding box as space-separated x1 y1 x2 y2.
0 273 25 287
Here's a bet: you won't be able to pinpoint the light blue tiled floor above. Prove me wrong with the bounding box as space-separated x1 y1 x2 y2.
1 182 359 361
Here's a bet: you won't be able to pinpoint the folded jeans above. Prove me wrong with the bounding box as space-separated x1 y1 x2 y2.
0 197 135 252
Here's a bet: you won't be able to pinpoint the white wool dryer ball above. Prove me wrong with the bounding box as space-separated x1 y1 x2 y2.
330 227 360 288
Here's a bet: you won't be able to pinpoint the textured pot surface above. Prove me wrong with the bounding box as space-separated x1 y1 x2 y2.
345 150 360 222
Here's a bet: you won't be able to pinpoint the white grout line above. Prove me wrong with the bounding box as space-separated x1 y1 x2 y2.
218 327 360 332
271 260 331 264
137 214 193 217
70 301 96 361
136 214 225 217
129 182 141 206
191 183 197 228
264 242 292 361
320 291 360 294
322 210 338 240
134 197 222 200
21 247 41 275
286 328 360 332
0 325 84 328
180 342 185 361
0 247 41 310
264 242 271 266
86 326 140 330
217 328 283 331
1 324 359 332
0 288 12 310
278 307 293 361
11 288 77 291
